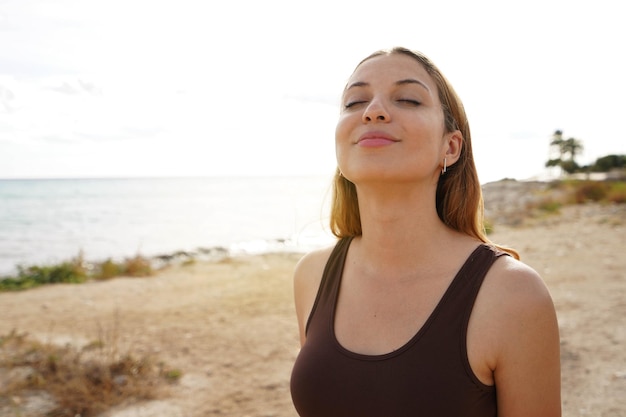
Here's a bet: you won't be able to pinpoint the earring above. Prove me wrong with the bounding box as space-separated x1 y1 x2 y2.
442 158 447 175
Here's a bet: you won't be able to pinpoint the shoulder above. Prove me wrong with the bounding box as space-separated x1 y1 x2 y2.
293 244 336 292
485 255 562 415
471 252 559 368
476 250 559 372
484 253 554 312
474 254 561 415
471 248 558 353
476 253 557 340
293 244 336 345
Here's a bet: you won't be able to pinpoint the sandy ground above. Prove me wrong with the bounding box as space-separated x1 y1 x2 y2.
1 184 625 416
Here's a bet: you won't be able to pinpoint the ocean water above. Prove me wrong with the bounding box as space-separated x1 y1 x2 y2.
0 176 336 276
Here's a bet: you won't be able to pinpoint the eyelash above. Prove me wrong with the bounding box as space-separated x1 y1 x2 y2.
344 101 366 109
343 99 421 109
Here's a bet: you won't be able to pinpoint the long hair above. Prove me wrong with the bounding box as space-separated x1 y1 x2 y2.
329 47 519 259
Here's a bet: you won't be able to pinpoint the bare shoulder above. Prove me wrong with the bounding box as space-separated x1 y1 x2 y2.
473 253 558 358
483 254 555 311
476 253 562 416
293 244 336 346
293 245 335 293
478 254 557 336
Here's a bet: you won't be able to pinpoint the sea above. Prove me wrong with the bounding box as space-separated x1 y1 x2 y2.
0 176 337 276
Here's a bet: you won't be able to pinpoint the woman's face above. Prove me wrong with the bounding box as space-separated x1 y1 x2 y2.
335 53 453 185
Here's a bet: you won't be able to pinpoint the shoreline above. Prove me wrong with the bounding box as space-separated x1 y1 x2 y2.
3 176 623 278
0 235 333 280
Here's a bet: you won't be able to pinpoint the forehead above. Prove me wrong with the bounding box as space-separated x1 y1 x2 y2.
347 54 437 93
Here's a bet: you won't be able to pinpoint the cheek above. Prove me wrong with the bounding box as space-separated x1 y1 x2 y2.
334 116 351 164
335 113 350 144
334 129 345 162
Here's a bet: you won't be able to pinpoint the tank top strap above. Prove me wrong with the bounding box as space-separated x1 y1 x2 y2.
292 242 506 416
459 244 509 334
304 237 353 334
454 244 508 320
426 244 509 348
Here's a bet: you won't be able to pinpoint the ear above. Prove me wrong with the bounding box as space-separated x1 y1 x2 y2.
443 130 463 166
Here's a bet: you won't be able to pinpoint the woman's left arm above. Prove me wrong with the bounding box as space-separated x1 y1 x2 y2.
493 259 561 417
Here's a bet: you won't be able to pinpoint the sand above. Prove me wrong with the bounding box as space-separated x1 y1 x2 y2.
0 185 625 416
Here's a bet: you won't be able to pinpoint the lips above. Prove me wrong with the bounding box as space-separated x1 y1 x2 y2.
357 131 398 148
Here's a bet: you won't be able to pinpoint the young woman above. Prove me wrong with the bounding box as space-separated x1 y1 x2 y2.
290 47 561 417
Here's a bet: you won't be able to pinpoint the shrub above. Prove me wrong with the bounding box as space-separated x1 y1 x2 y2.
0 260 87 291
123 255 152 277
483 219 494 235
537 198 562 213
574 181 608 203
162 368 183 382
607 181 626 204
0 330 177 417
0 253 154 292
592 154 626 172
97 258 123 280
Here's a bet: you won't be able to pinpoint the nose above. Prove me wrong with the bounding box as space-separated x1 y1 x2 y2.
362 99 390 123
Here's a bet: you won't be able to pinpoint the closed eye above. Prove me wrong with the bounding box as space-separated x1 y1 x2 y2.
397 99 421 106
344 101 368 109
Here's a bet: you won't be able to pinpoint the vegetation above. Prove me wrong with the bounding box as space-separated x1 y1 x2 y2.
536 198 562 214
0 253 153 292
570 180 626 204
483 218 494 235
545 129 626 176
534 179 626 214
0 329 181 417
483 179 625 233
545 130 584 174
588 154 626 173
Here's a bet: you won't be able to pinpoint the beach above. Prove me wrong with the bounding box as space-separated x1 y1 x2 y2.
1 186 625 416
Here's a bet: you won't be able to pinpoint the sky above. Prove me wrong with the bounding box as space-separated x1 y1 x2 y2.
1 0 625 183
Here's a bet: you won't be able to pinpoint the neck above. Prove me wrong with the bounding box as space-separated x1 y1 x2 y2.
353 181 464 274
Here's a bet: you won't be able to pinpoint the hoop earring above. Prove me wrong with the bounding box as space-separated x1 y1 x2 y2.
441 158 447 175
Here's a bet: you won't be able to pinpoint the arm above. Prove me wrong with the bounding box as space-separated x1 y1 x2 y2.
490 259 562 417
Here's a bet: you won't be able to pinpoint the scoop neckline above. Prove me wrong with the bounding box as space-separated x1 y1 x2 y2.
330 240 485 361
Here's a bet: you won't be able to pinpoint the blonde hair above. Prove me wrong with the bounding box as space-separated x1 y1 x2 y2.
330 47 519 259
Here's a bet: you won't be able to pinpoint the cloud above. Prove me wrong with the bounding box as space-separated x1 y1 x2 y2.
46 79 102 95
47 82 80 95
122 126 169 139
0 84 16 113
33 120 170 145
37 134 75 145
1 0 625 180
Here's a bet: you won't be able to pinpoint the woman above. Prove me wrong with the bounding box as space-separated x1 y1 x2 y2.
290 48 561 416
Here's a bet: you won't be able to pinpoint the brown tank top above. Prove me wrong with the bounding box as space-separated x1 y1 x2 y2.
291 237 507 417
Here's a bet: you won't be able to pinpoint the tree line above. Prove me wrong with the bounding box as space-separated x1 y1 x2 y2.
546 130 626 175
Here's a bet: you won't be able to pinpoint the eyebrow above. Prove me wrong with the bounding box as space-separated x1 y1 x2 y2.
396 78 431 92
345 78 431 93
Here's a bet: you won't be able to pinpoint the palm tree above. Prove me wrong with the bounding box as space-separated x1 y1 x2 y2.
562 137 584 162
546 130 565 171
550 130 564 158
545 130 584 175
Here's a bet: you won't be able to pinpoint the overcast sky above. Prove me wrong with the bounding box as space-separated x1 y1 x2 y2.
1 0 624 183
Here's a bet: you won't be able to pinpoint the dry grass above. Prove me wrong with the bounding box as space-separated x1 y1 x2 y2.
548 179 626 205
0 321 181 417
485 179 626 228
